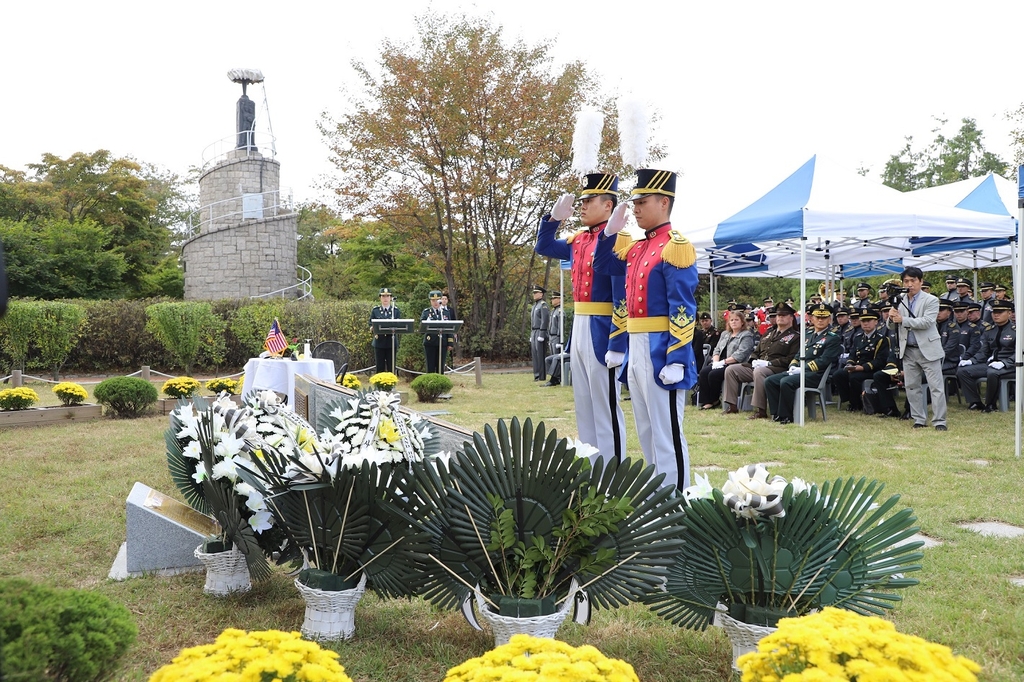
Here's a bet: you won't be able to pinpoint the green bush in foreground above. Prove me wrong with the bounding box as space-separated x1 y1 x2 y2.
94 377 158 418
410 373 452 402
0 578 137 682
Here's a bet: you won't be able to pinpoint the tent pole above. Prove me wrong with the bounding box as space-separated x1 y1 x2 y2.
1016 166 1023 458
559 263 565 384
798 238 807 426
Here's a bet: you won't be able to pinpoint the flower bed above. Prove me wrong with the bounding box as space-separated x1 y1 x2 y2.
0 403 103 427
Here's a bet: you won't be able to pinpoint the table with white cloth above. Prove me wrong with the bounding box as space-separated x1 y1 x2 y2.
240 358 336 409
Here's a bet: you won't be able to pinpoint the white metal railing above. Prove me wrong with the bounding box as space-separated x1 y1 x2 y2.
250 265 313 301
185 189 294 238
200 133 278 169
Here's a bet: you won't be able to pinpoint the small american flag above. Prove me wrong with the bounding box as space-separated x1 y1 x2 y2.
264 319 288 355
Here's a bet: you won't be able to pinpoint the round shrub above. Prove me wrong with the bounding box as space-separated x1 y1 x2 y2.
369 371 399 391
53 382 89 406
94 377 158 418
0 387 40 410
161 376 201 399
410 373 453 403
205 377 240 395
0 578 137 682
340 373 362 390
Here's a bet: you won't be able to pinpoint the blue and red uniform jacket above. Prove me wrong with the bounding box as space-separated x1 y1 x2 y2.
593 222 699 391
535 216 627 361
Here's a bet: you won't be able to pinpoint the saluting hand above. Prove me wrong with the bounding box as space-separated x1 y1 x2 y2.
550 193 575 221
604 203 629 237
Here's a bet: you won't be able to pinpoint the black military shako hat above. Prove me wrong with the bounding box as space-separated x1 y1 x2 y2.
629 169 677 200
580 172 618 198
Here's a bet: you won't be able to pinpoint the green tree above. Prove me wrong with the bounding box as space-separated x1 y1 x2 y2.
0 301 41 373
0 217 129 299
321 12 602 358
882 117 1009 191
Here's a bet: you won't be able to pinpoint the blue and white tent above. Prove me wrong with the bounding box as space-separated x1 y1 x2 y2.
696 155 1017 426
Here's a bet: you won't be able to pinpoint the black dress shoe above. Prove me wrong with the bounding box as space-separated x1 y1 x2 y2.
984 404 998 413
778 417 793 425
968 402 985 411
935 425 948 431
912 423 926 429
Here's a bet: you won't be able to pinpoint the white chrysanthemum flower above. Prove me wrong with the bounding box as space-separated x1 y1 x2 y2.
211 456 240 482
568 438 600 460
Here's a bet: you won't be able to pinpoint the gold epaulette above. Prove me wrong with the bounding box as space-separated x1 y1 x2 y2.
662 230 696 269
565 229 587 245
613 233 633 261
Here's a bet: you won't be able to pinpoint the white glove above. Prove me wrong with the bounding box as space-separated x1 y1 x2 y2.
787 366 802 375
537 336 544 342
839 353 850 364
659 364 685 384
989 361 1005 370
603 203 629 237
550 193 575 221
604 351 625 368
712 360 726 370
958 359 972 367
751 359 769 368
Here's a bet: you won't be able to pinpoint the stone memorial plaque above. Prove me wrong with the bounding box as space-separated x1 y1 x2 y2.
108 482 218 580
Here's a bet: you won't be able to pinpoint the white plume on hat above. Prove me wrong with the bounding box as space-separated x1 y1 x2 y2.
617 98 649 169
571 109 604 175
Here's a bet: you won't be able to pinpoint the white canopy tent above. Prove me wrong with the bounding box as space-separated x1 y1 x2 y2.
696 155 1017 431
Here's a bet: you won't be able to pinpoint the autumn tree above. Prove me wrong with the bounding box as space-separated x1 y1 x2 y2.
881 117 1009 191
321 12 608 358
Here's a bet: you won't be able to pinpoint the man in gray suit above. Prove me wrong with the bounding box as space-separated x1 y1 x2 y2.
887 267 947 431
530 285 550 381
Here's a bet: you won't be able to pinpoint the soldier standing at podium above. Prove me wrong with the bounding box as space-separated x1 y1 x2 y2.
370 287 401 373
421 290 453 374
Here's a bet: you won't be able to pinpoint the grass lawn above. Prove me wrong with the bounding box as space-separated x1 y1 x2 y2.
1 372 1022 681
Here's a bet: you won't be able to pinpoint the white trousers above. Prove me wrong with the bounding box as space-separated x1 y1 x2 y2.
570 314 626 465
627 333 689 490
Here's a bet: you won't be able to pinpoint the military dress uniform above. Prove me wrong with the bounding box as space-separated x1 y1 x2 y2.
954 305 984 360
593 169 698 490
370 288 402 373
529 287 550 381
536 177 628 460
421 291 453 374
938 302 963 375
764 304 841 424
721 303 801 415
956 299 1016 410
833 307 889 412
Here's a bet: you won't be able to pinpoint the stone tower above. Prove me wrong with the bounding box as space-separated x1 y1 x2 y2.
181 69 302 300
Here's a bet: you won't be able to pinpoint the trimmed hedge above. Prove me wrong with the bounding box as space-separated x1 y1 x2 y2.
94 377 158 418
0 578 137 681
410 373 453 403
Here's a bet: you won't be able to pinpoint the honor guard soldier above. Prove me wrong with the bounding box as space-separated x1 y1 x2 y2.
834 305 889 412
535 172 627 460
370 287 402 373
594 168 698 489
956 298 1016 411
421 290 453 374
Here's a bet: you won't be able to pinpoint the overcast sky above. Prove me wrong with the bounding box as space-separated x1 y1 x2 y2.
5 0 1022 230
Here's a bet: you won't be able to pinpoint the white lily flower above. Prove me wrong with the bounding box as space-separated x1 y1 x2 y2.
182 441 203 460
247 511 273 533
684 472 715 501
192 464 207 484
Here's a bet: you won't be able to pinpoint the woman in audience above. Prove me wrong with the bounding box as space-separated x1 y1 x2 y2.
698 310 754 409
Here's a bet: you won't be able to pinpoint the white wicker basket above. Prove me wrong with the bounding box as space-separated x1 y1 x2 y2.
294 573 367 642
474 580 578 647
193 545 252 596
718 611 776 671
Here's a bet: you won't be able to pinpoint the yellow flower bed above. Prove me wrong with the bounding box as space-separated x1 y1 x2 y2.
149 628 353 682
737 607 981 681
205 377 241 395
444 634 639 682
0 387 40 410
53 382 88 406
162 376 201 399
340 374 362 390
369 371 399 391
